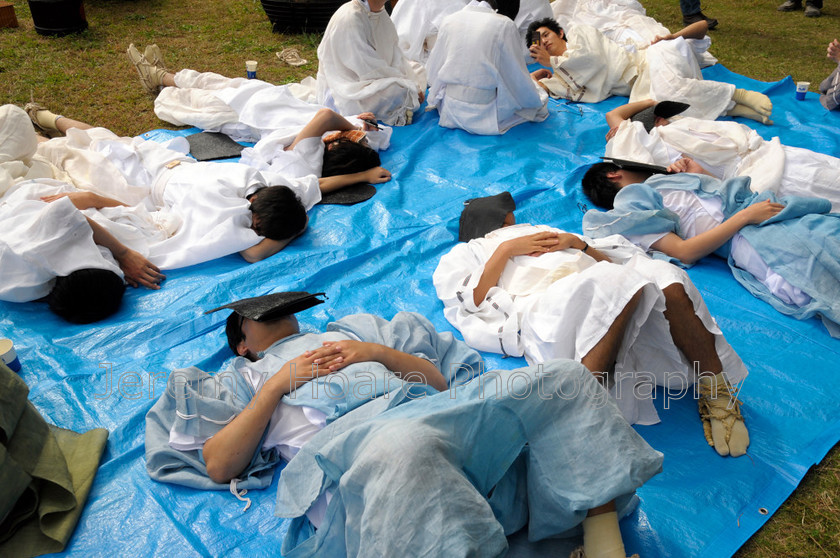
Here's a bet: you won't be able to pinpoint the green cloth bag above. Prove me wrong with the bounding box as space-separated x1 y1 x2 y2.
0 361 108 557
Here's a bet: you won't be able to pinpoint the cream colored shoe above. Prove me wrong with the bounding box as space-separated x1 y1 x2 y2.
24 101 62 136
127 43 167 94
698 372 750 457
276 48 308 67
144 44 168 71
732 88 773 117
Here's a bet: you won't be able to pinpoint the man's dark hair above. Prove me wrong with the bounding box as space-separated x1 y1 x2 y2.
487 0 520 21
581 162 622 209
225 312 245 356
526 17 563 48
48 268 126 324
322 139 381 179
249 185 307 241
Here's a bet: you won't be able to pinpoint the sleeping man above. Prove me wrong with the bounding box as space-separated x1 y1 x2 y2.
145 292 664 558
601 99 840 210
526 17 774 123
580 157 840 338
433 192 750 456
0 105 163 323
24 103 390 268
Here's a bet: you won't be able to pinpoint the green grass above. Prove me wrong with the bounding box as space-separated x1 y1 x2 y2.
2 0 839 555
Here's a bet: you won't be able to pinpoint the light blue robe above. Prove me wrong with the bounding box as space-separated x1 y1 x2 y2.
276 360 663 557
145 311 483 490
146 312 663 556
582 173 840 336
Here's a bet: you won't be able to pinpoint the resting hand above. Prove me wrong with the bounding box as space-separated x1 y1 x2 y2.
738 199 785 226
363 166 392 184
650 33 675 46
282 344 352 383
312 340 379 372
667 157 707 175
828 39 840 63
357 112 379 131
605 126 619 141
500 231 564 258
528 44 551 66
531 68 552 81
41 191 99 210
116 249 166 289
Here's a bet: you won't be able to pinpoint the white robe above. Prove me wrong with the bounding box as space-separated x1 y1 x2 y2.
37 127 321 270
316 0 426 126
0 180 123 302
154 69 325 143
151 69 394 179
0 105 70 196
550 0 717 67
426 4 549 135
146 161 319 269
391 0 467 65
392 0 552 65
433 224 748 425
607 117 840 211
539 24 733 120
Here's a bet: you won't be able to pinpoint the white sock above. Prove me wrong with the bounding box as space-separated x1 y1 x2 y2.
582 511 627 558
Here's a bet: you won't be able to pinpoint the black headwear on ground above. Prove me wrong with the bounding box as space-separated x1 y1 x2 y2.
458 191 516 242
205 291 327 321
630 101 691 132
318 183 377 205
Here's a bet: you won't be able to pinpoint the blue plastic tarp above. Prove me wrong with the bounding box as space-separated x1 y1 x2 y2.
3 64 840 557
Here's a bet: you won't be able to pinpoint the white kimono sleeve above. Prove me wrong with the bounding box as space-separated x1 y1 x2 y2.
433 241 523 357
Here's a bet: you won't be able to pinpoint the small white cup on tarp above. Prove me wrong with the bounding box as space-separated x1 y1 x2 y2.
795 81 810 101
246 60 258 79
0 338 21 372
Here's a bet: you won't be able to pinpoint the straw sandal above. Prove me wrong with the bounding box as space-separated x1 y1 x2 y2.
276 48 308 67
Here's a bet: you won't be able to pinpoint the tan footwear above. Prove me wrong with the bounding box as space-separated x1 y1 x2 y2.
144 44 168 71
24 101 62 137
127 43 167 94
698 372 750 457
732 88 773 117
276 48 308 67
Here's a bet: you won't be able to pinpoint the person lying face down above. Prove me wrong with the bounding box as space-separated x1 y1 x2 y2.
524 16 774 124
581 156 840 338
0 181 164 323
146 290 664 558
26 103 391 267
434 191 751 456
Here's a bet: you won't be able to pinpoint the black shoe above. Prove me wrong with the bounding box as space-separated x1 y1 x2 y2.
683 11 719 30
777 0 803 11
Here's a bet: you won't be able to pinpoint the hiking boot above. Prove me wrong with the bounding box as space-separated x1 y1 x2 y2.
777 0 802 10
683 11 718 30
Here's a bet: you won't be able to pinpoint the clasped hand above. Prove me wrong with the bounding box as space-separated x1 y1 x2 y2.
500 231 581 257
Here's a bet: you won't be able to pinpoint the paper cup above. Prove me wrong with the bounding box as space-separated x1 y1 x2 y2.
246 60 258 79
795 81 810 101
0 338 21 372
